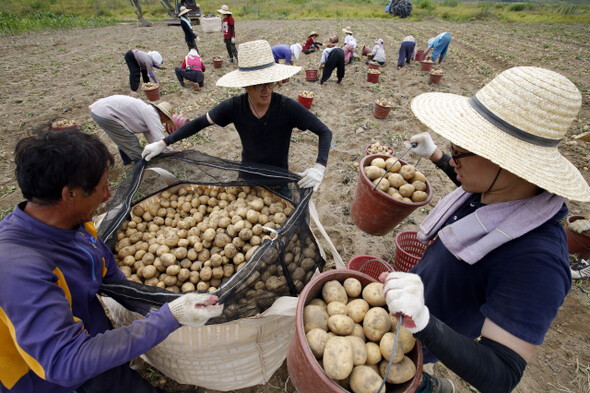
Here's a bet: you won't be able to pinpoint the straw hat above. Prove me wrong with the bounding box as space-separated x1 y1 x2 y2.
216 40 302 88
151 101 174 125
217 5 232 14
342 26 353 35
411 66 590 202
308 31 319 38
178 6 190 17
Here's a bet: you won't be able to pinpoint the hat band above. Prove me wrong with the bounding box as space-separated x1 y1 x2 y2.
469 95 561 147
238 61 275 72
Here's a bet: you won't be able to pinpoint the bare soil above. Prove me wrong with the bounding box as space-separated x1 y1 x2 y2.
1 19 590 393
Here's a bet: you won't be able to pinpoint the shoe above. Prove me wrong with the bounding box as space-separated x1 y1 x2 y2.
337 78 342 84
194 83 200 91
228 58 234 63
432 376 455 393
571 259 590 280
130 90 138 95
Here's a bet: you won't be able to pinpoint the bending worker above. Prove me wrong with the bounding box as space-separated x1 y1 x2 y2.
142 40 332 192
382 66 590 392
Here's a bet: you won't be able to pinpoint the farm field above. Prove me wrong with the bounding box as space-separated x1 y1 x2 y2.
1 18 589 393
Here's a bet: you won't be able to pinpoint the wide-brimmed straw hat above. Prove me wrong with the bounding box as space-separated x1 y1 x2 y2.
308 31 319 38
217 5 232 14
151 101 174 126
178 6 190 17
411 66 590 202
216 40 302 88
342 26 353 35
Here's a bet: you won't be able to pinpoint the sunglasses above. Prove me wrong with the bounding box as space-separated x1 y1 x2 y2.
449 143 476 166
252 82 278 91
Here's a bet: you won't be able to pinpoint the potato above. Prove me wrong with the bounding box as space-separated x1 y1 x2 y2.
379 356 416 384
327 314 355 336
303 304 329 332
387 173 406 188
347 336 368 366
362 282 386 307
160 253 177 267
412 171 426 183
372 178 390 192
322 280 348 304
346 299 370 323
399 164 416 181
370 158 386 169
384 158 401 173
398 183 416 198
323 336 354 380
365 342 382 365
349 366 385 393
308 298 328 312
391 316 417 354
327 301 347 316
364 166 385 180
411 191 428 202
379 332 404 363
306 328 330 358
350 323 366 341
363 307 392 342
412 180 427 192
343 277 362 298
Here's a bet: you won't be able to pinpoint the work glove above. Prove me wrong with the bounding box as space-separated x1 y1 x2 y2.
168 293 223 328
231 37 235 44
379 271 430 334
297 163 326 192
142 140 167 162
404 132 437 159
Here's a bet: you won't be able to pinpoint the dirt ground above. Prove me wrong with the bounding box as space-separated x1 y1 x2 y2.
1 18 590 393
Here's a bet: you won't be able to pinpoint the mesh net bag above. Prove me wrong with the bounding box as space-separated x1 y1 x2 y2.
392 0 413 18
98 150 325 324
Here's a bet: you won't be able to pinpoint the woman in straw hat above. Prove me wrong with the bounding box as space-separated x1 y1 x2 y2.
90 95 175 165
302 31 322 55
177 6 199 51
218 5 238 63
381 66 590 392
341 26 357 64
142 40 333 192
123 49 164 95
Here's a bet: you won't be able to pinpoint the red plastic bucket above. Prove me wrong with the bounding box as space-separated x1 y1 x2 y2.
298 94 314 109
286 269 423 393
143 86 160 101
420 61 433 72
565 215 590 258
212 58 223 69
330 34 338 43
362 45 372 56
347 255 393 280
415 50 426 62
351 154 433 236
374 102 392 119
394 231 432 272
368 62 380 70
367 72 380 84
429 72 443 84
306 69 318 82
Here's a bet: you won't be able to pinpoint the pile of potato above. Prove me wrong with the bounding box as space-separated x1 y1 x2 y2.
304 279 418 393
51 119 76 128
366 142 393 155
142 82 158 90
114 184 301 294
212 56 223 61
363 157 429 203
375 98 392 108
569 214 590 235
430 69 444 76
368 69 381 75
299 90 315 98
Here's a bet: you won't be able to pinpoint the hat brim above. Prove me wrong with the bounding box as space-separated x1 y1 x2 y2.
411 92 590 202
151 103 174 126
178 10 190 16
216 63 302 88
217 9 232 14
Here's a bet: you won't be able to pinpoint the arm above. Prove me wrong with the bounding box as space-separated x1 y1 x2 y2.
148 71 158 84
164 113 214 145
406 132 460 186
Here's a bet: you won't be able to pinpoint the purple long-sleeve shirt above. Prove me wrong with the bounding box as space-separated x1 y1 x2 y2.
271 44 292 63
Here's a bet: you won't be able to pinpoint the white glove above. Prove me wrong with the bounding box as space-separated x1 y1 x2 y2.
142 140 167 162
297 163 326 192
403 132 437 159
168 293 223 328
231 37 235 44
381 271 430 334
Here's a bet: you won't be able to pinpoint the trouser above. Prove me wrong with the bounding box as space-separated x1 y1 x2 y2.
398 41 416 67
321 48 345 84
432 33 451 62
224 38 238 60
303 47 317 54
74 362 164 393
175 67 204 87
184 33 198 52
90 111 142 164
342 44 355 63
124 50 149 92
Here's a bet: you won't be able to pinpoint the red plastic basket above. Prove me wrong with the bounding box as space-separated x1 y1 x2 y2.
347 255 393 280
394 231 430 272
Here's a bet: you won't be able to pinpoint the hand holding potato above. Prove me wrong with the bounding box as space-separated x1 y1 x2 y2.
380 271 430 334
168 293 223 328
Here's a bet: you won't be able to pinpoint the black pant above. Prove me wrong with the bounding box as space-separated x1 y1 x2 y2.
321 48 345 84
224 38 238 60
175 67 204 87
185 33 198 52
74 362 164 393
125 50 149 92
398 41 415 68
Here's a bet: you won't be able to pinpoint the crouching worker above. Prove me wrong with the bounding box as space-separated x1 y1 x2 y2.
0 129 223 393
175 44 206 89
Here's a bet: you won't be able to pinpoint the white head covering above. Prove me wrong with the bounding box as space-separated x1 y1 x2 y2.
147 51 163 66
188 48 199 57
375 39 384 47
290 43 302 60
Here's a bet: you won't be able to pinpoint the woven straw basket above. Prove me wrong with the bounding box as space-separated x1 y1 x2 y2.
102 296 297 390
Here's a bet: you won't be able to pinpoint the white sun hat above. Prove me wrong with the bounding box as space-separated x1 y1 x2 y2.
178 6 190 17
290 43 302 60
147 51 163 66
216 40 302 88
411 66 590 202
217 4 232 14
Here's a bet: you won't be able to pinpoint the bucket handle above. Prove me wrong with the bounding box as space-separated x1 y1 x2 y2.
358 258 393 274
377 313 405 393
373 142 416 192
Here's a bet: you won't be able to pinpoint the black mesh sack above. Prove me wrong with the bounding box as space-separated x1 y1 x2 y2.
98 150 325 324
